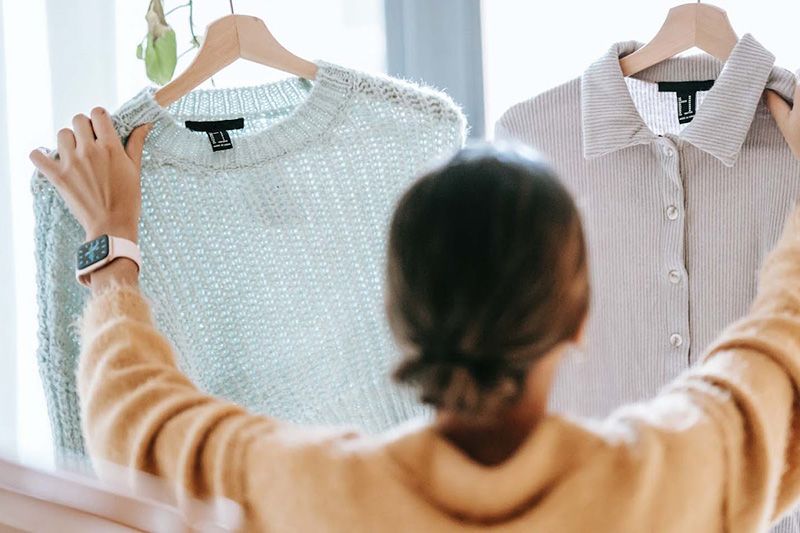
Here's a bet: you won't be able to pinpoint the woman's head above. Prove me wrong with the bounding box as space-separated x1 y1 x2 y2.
387 144 590 422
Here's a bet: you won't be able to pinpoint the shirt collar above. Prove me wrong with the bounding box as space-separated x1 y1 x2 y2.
581 34 796 167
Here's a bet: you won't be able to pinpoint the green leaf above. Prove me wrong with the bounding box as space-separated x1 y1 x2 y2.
144 29 177 85
135 42 144 60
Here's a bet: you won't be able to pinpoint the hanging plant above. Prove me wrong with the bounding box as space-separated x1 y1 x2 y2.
136 0 199 85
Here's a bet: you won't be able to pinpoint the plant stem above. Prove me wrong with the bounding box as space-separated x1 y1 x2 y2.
177 47 194 60
164 2 189 17
188 0 198 47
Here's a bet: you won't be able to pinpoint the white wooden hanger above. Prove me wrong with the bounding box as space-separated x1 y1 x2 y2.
619 1 738 77
155 0 318 107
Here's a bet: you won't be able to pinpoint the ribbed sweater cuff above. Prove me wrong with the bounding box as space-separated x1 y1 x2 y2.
80 283 153 340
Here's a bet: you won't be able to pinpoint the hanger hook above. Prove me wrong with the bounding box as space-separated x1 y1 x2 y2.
229 0 235 14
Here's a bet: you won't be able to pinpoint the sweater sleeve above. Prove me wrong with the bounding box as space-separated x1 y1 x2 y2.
77 284 278 504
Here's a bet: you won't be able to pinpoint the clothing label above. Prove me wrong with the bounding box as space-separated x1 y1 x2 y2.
205 130 233 151
657 80 715 124
184 118 245 152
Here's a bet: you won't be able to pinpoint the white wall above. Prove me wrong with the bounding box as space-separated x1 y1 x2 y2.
45 0 118 129
0 0 16 455
3 0 117 462
3 0 52 463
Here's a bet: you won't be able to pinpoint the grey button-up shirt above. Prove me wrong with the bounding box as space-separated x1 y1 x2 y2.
497 34 800 531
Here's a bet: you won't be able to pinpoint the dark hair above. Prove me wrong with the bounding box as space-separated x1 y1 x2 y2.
386 143 590 421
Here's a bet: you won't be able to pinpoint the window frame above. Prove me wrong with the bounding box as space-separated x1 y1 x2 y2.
384 0 486 138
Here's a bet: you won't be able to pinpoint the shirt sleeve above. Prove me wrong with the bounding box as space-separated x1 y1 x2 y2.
77 283 278 504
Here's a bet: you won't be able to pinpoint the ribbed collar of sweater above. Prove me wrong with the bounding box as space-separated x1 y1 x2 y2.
581 34 797 167
112 61 355 171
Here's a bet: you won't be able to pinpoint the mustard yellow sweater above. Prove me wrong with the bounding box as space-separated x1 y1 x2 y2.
79 206 800 532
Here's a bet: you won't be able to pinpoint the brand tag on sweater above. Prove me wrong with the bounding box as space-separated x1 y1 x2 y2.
184 118 245 152
657 80 715 124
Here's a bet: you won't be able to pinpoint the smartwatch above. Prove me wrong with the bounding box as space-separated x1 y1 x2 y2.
75 234 141 286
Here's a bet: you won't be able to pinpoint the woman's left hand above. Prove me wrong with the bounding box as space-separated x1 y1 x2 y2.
29 107 151 243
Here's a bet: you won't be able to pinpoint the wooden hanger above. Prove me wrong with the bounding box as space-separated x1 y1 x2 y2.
619 1 738 77
155 2 318 107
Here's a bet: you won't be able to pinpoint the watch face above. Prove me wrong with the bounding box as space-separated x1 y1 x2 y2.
77 234 110 270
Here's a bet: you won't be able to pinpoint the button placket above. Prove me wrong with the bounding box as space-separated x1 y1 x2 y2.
657 139 691 359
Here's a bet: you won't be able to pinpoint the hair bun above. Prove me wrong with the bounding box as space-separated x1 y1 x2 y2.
420 348 503 381
395 347 526 421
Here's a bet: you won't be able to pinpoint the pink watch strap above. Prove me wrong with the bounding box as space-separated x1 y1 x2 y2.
76 235 141 287
111 236 142 269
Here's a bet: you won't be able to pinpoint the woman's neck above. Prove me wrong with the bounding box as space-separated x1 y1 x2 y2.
434 349 562 466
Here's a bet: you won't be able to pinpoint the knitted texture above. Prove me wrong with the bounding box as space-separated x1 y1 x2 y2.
32 61 466 456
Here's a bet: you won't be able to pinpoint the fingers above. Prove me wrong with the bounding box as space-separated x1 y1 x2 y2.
29 148 60 182
56 127 76 158
124 123 153 166
90 107 119 146
766 90 793 137
72 113 96 150
766 90 790 121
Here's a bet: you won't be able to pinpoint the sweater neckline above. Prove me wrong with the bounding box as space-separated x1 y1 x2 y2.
124 61 354 171
381 415 582 520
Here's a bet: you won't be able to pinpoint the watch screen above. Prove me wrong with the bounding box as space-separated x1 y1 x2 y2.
77 234 110 269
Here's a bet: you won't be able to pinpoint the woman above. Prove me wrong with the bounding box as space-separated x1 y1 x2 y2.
29 86 800 532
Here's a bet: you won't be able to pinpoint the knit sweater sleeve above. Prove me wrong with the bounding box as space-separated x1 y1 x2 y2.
77 283 278 505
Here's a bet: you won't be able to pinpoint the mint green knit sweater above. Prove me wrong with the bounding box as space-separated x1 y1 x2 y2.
32 61 466 456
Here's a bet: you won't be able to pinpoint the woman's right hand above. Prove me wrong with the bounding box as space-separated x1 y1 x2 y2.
767 84 800 160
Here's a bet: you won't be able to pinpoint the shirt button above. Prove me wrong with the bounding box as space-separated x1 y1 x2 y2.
668 269 681 284
670 333 683 348
666 205 679 220
661 144 676 157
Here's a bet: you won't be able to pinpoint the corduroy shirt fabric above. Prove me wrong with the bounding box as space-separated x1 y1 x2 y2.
496 33 800 532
